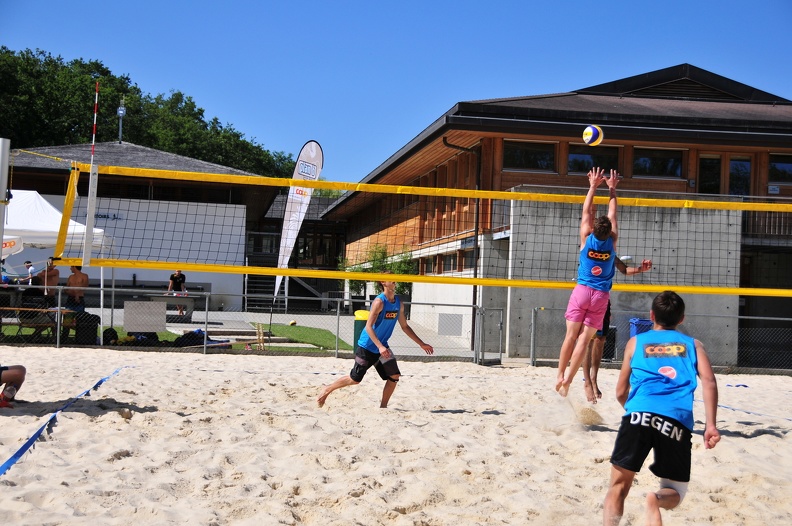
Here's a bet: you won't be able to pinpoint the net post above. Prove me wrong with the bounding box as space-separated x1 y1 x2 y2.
81 164 98 266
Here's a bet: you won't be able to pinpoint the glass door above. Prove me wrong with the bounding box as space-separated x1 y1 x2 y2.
698 155 721 194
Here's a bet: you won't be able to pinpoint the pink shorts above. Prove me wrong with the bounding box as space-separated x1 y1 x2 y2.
565 285 610 328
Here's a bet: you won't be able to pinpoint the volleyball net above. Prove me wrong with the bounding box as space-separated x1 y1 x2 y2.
53 160 792 299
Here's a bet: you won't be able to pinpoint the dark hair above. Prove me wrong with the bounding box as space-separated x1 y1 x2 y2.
374 270 393 293
74 266 82 271
651 291 685 328
592 216 612 240
24 261 31 265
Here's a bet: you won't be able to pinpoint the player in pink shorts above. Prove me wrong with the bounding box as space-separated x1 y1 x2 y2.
556 167 619 397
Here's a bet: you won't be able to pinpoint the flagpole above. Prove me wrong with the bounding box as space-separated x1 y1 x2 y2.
82 81 100 266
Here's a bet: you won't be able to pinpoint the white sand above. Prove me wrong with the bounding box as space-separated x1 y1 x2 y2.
0 347 790 525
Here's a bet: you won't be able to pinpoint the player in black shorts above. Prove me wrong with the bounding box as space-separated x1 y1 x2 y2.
602 291 720 525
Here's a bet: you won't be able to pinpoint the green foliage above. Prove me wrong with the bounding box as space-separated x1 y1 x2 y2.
338 258 366 295
0 47 294 178
339 245 417 297
313 177 344 198
390 252 418 297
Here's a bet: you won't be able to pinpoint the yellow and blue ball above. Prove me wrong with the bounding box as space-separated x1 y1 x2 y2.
582 125 604 146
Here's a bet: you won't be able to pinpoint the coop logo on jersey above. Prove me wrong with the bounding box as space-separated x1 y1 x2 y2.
587 250 611 261
384 311 398 319
643 343 688 358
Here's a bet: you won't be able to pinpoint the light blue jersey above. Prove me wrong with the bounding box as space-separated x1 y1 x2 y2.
357 293 400 353
624 329 699 430
577 233 616 291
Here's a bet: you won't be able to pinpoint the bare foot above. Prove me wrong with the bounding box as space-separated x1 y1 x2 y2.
590 379 602 401
555 375 564 393
584 381 596 403
556 381 569 398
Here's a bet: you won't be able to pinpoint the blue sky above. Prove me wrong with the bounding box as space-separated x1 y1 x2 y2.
3 1 790 182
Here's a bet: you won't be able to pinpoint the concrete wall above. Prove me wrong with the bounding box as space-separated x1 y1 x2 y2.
505 191 743 365
411 282 475 351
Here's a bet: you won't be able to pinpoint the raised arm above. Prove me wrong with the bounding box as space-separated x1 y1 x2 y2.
581 168 606 247
606 169 620 243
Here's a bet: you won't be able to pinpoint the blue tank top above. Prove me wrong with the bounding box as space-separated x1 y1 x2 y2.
624 329 699 430
357 293 400 353
577 233 616 291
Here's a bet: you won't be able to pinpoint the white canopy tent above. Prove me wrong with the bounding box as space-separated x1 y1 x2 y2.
2 189 105 250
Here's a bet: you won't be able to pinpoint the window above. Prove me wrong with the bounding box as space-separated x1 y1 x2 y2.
503 141 555 171
568 145 619 173
729 156 751 196
462 250 475 270
442 253 456 273
769 154 792 183
633 149 683 177
424 257 434 274
297 235 314 265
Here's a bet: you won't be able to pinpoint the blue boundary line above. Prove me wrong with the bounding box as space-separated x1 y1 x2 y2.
0 366 131 477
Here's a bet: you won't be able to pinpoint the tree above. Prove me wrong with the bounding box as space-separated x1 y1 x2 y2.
0 47 294 178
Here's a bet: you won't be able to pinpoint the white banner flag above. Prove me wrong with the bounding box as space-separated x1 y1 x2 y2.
273 140 323 301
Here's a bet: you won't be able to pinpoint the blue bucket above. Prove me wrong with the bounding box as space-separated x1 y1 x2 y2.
629 318 653 337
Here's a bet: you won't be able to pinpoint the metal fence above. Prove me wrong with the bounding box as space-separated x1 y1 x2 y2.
5 284 788 373
529 307 792 373
0 285 503 365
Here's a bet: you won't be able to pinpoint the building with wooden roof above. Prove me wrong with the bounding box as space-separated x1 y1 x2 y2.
324 63 792 362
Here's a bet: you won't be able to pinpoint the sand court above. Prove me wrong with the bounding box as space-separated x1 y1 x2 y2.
0 347 790 525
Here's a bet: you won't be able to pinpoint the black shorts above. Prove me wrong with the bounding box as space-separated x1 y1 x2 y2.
350 346 401 383
610 412 692 482
596 301 612 337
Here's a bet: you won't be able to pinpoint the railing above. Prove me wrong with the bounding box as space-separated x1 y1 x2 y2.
529 307 792 372
0 285 502 364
